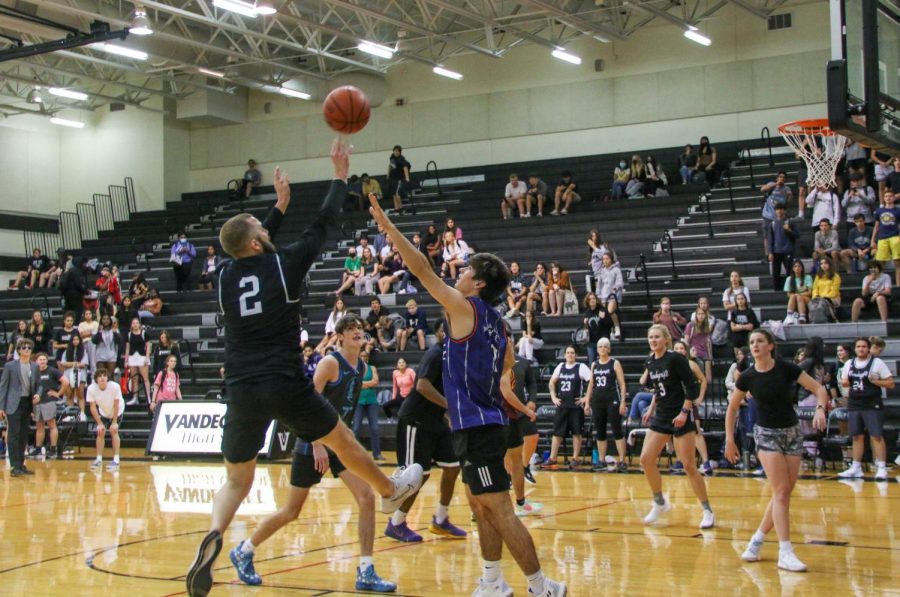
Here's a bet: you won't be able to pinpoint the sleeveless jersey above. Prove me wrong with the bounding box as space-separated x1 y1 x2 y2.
442 296 508 431
295 352 365 455
556 363 588 408
645 350 696 419
591 358 619 403
846 358 883 410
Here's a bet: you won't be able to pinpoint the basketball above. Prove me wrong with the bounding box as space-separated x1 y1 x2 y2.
323 85 370 134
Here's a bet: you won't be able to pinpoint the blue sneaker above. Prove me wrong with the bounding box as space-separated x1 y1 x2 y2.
356 565 397 592
670 461 684 474
229 544 262 586
429 516 467 538
384 521 423 542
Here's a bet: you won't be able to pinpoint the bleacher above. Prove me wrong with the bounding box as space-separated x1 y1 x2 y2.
3 135 898 463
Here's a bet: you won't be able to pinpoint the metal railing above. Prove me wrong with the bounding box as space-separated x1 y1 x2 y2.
132 236 152 272
700 193 714 238
633 253 653 309
59 211 81 249
724 169 737 213
178 339 197 385
76 202 99 241
108 183 131 222
22 230 62 257
761 126 774 166
425 160 442 199
660 231 678 279
94 193 114 230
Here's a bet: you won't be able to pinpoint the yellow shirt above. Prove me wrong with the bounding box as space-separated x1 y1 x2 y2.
362 178 383 198
811 274 841 300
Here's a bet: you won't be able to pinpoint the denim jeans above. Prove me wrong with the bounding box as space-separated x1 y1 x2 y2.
679 165 692 184
352 402 382 457
628 392 653 419
612 181 627 200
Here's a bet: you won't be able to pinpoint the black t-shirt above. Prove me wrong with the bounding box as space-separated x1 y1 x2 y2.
403 309 428 331
398 342 445 425
389 154 411 180
128 331 148 355
27 255 49 272
35 366 64 404
735 359 803 428
554 362 589 408
511 356 537 405
584 306 613 343
645 350 697 419
220 181 343 385
591 358 619 402
153 344 181 376
366 306 389 331
53 327 76 362
557 177 578 192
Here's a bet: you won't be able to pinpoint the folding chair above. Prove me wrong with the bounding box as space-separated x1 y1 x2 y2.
821 407 851 471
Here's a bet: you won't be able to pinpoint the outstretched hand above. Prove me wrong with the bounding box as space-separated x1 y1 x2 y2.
273 166 291 210
331 137 351 182
368 192 388 226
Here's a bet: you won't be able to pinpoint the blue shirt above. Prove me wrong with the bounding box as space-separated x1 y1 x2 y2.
875 207 900 239
442 297 509 431
762 183 792 220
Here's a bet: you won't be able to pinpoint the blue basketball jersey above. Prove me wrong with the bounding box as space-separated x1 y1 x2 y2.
442 296 509 431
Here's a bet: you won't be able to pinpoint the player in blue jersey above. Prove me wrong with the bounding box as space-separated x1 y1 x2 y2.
368 193 566 597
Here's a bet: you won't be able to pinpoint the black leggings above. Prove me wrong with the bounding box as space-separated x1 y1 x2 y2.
382 397 405 419
591 396 624 441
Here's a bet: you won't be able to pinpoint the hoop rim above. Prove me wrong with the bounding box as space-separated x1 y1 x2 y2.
777 118 839 136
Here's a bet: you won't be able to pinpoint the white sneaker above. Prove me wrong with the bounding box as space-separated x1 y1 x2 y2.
699 510 716 529
471 578 513 597
875 466 888 481
515 500 544 517
643 499 671 524
78 412 87 422
895 454 900 467
837 465 863 478
528 578 567 596
777 550 807 572
381 464 424 514
741 540 763 562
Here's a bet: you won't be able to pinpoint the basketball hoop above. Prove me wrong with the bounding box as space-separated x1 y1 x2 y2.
778 119 850 188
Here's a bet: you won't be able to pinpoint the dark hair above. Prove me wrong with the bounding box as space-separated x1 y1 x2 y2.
816 257 835 279
803 336 826 369
750 329 778 354
16 338 35 351
433 319 446 335
393 145 402 152
95 368 110 380
868 261 883 272
335 313 364 334
788 259 806 293
64 334 85 363
361 172 369 178
777 171 787 177
565 344 578 353
469 253 511 305
854 337 871 348
561 170 572 178
63 311 75 321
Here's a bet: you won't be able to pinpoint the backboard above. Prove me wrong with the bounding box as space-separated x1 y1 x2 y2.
827 0 899 156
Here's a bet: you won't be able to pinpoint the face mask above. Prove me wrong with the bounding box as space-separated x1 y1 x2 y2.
619 162 626 169
179 238 187 243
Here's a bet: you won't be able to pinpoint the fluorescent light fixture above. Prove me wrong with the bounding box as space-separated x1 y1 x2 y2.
26 87 43 104
128 8 154 36
92 43 149 60
50 117 85 129
213 0 258 17
683 28 711 46
551 48 582 65
254 2 277 15
48 87 89 101
198 67 226 78
432 66 463 80
357 41 395 59
279 87 311 100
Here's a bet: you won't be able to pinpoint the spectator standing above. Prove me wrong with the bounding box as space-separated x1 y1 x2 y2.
683 310 713 381
150 354 182 412
611 159 629 200
12 248 49 290
388 145 412 214
551 170 580 215
171 234 197 292
125 317 152 405
871 190 900 286
87 369 125 471
850 262 892 322
26 309 52 355
59 256 87 321
352 351 383 461
872 149 894 204
151 330 181 379
806 185 841 229
0 339 39 476
886 156 900 194
842 214 873 271
92 314 121 380
60 334 90 413
728 293 759 348
198 246 222 290
760 172 794 256
583 292 613 367
545 346 591 469
595 254 623 338
30 352 68 459
347 175 364 211
652 297 687 341
526 175 548 216
501 173 529 220
679 145 698 184
784 260 813 324
241 159 261 198
842 173 877 225
386 358 415 419
52 311 77 363
765 204 798 290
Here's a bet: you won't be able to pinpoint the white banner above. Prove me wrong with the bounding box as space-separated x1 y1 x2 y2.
147 400 275 456
150 465 276 514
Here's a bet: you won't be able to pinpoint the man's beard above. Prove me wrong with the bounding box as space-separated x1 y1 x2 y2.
259 236 277 253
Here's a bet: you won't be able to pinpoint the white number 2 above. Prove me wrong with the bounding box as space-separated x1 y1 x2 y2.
238 275 262 316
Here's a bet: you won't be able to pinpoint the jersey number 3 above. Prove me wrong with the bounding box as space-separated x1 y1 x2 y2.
239 275 262 316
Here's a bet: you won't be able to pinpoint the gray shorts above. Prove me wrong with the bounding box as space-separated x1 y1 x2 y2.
33 402 57 422
753 424 804 456
848 409 884 438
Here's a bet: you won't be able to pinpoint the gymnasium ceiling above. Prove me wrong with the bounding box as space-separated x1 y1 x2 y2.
0 0 794 118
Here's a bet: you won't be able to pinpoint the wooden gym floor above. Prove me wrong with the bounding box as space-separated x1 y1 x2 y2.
1 454 898 596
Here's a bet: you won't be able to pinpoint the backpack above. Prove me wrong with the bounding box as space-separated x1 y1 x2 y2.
711 319 730 346
571 328 589 346
808 298 833 324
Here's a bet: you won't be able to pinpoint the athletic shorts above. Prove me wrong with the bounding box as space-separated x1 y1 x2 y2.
506 417 524 449
590 396 624 441
860 293 891 309
396 417 458 471
650 410 696 438
553 407 584 437
290 448 345 488
33 402 57 422
452 424 511 495
99 414 124 429
515 414 538 437
875 237 900 261
391 179 409 199
221 375 339 463
848 409 884 438
753 424 804 456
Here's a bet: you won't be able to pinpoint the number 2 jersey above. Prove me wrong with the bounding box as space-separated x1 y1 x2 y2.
218 180 343 385
644 350 698 420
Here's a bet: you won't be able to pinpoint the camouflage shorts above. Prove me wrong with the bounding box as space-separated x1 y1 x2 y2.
753 424 804 456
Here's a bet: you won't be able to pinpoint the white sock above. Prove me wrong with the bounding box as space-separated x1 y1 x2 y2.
526 570 546 594
482 560 502 583
875 460 886 469
778 540 793 553
359 555 373 570
95 456 102 462
113 455 120 463
751 530 766 544
240 539 255 554
851 460 862 469
435 504 449 524
391 510 407 526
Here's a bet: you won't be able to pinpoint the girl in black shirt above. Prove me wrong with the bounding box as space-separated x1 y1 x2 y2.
125 317 151 404
725 329 827 572
26 310 52 356
728 293 759 348
582 292 613 364
152 330 181 378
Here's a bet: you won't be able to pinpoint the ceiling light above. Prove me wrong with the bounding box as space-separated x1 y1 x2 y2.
254 2 277 15
26 87 43 104
213 0 259 18
48 87 89 101
198 67 226 78
128 7 154 36
357 41 395 59
279 87 311 100
50 117 85 129
683 28 711 46
551 48 582 65
432 66 463 80
92 43 149 60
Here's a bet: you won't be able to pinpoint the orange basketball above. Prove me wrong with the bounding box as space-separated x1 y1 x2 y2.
323 85 370 134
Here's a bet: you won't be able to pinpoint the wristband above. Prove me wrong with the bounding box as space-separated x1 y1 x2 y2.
815 405 825 410
681 407 691 414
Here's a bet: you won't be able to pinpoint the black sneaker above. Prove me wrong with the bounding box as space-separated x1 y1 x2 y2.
523 465 536 485
47 446 58 460
26 447 43 458
186 530 223 597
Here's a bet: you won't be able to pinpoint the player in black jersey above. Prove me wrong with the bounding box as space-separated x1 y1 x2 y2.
639 324 715 529
725 329 828 572
386 320 468 543
229 315 397 592
510 352 541 486
583 338 627 472
501 346 541 516
187 141 423 597
545 346 591 469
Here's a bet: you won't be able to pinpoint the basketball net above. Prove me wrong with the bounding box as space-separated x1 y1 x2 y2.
778 119 850 188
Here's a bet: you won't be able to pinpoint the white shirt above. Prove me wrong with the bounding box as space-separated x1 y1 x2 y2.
841 357 892 396
505 180 527 199
87 382 125 419
722 286 751 306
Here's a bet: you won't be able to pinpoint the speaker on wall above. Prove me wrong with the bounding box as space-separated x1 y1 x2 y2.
593 59 605 72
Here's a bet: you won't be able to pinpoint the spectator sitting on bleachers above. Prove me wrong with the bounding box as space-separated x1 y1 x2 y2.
150 354 182 412
652 297 687 341
595 254 623 338
583 292 613 364
872 149 894 204
138 288 163 319
842 214 873 272
92 314 121 379
587 230 615 264
6 320 27 361
784 259 813 324
546 262 573 318
872 190 900 287
679 145 698 185
398 299 428 351
696 136 722 187
334 246 362 296
379 234 394 262
526 174 548 216
364 297 388 351
625 155 646 199
373 224 387 256
378 250 408 294
551 170 580 215
501 173 529 220
12 248 49 290
355 247 379 296
727 293 758 348
643 156 668 197
386 357 415 419
39 260 62 289
151 330 181 379
842 173 877 225
439 232 471 280
850 261 892 322
811 257 842 320
504 261 528 318
347 174 364 211
361 173 382 203
545 345 592 469
26 309 52 356
316 298 347 355
128 273 149 303
516 309 543 363
241 159 261 198
302 345 321 378
611 158 629 200
444 217 463 239
198 246 222 290
60 334 90 414
813 219 844 272
526 262 549 314
722 270 751 312
806 184 841 230
377 314 398 352
422 224 442 266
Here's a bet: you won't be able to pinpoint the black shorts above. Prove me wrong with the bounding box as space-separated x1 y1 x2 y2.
396 417 458 472
553 407 585 437
452 425 511 495
506 417 524 449
391 179 409 199
848 409 884 438
99 414 124 429
590 396 624 441
290 448 346 488
650 410 696 438
222 375 339 463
